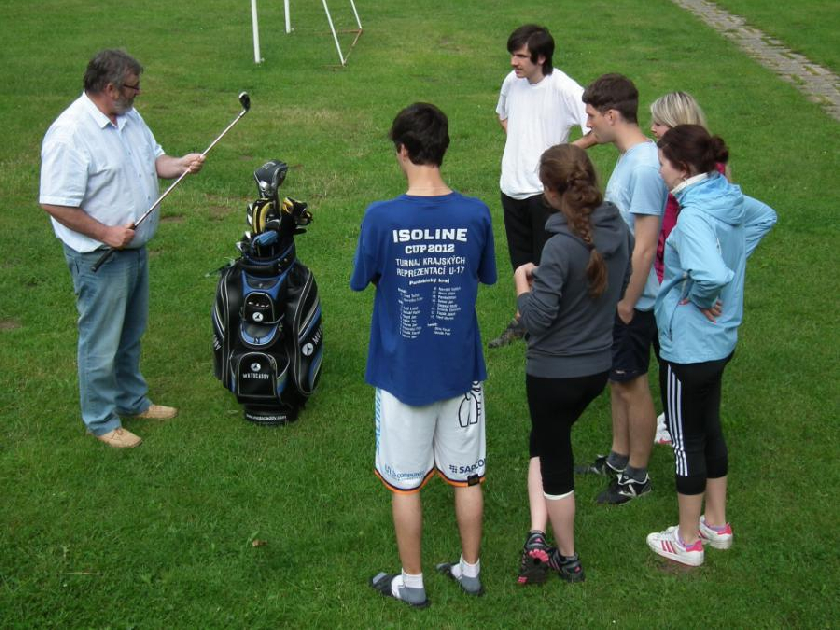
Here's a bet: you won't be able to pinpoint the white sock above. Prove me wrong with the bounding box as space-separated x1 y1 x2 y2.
458 556 480 579
394 571 424 597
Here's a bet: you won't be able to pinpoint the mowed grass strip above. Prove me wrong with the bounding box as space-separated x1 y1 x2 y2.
0 0 837 627
710 0 840 71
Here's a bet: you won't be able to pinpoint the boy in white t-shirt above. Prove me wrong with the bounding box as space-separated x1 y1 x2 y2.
490 24 596 348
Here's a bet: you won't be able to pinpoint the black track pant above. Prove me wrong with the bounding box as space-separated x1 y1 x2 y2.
501 192 551 270
664 354 733 495
526 372 609 496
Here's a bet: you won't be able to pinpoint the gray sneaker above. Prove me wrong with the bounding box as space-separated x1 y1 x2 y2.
435 561 484 596
370 572 429 608
488 319 525 349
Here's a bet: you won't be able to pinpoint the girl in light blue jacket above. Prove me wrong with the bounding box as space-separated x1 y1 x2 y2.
647 125 776 567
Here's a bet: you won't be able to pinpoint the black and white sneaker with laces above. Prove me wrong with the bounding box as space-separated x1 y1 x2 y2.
547 548 585 582
596 473 652 504
574 454 624 477
488 318 525 349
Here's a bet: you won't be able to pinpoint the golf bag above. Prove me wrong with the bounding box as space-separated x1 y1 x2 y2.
212 160 323 425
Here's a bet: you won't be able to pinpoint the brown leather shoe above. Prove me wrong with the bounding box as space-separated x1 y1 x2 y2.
130 405 178 420
95 427 142 448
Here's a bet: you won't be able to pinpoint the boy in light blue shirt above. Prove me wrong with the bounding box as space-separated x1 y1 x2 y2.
577 74 667 504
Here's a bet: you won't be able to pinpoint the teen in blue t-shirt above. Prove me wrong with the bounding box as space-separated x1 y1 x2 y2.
351 103 496 607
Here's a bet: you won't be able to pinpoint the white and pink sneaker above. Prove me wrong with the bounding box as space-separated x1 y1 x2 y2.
646 526 704 566
654 413 672 446
699 516 734 549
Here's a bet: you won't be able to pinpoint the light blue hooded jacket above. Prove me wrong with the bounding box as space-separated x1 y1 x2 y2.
655 173 776 364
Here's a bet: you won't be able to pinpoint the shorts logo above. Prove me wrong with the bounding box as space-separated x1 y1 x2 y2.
252 312 264 322
457 382 482 428
302 342 314 356
449 459 485 475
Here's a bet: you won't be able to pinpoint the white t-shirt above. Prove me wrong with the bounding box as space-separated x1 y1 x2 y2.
40 94 165 252
496 69 589 199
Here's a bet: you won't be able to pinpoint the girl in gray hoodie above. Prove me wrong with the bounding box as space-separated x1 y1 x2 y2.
514 144 632 585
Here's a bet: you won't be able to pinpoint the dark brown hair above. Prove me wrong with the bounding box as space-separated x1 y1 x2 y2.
657 124 729 175
539 144 607 297
507 24 555 74
582 73 639 124
390 102 450 167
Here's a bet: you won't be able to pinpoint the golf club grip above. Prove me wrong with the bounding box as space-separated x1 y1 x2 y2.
91 248 114 272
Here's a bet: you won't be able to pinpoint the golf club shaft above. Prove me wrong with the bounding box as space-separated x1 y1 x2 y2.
92 104 249 272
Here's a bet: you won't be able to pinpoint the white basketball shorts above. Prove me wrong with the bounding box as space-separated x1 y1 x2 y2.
375 382 487 492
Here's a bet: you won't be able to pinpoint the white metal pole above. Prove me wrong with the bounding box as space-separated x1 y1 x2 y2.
251 0 262 63
349 0 362 29
322 0 345 66
284 0 291 33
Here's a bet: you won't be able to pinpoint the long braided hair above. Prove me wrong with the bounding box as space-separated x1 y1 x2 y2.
539 144 608 298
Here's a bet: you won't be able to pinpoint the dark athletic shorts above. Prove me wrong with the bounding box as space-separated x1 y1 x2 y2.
609 308 657 382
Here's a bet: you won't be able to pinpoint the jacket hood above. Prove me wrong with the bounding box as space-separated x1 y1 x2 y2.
545 201 626 256
675 172 745 226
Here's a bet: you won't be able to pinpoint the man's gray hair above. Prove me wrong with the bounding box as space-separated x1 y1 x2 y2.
83 49 143 94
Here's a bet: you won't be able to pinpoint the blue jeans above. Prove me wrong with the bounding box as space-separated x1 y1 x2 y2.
63 245 152 435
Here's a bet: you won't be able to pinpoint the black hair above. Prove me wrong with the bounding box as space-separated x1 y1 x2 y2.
390 102 450 167
507 24 554 74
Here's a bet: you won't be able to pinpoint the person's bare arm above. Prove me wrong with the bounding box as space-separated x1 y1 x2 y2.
41 204 135 248
155 153 205 179
616 214 659 323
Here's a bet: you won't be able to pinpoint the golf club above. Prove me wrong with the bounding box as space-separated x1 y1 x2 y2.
92 92 252 272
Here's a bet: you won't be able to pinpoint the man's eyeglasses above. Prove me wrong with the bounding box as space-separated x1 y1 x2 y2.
122 82 141 92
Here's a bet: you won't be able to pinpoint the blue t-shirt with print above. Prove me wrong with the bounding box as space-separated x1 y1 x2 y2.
604 141 667 311
350 192 497 406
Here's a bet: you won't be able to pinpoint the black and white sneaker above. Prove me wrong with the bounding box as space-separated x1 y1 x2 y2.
547 548 585 583
488 318 525 349
596 473 652 505
575 455 624 477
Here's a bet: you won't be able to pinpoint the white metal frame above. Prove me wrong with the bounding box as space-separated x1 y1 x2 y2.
251 1 363 66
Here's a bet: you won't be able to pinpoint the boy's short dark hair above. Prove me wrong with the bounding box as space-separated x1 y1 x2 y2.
582 73 639 124
507 24 554 75
390 103 450 167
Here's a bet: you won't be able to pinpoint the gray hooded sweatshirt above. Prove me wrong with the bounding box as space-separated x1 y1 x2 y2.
517 201 632 378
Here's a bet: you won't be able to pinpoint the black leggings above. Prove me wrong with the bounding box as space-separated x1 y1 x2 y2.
526 372 609 495
664 354 733 495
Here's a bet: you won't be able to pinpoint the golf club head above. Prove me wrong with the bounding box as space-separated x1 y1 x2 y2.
239 92 251 112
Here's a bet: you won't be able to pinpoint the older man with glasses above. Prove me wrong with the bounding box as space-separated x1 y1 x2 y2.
39 49 205 448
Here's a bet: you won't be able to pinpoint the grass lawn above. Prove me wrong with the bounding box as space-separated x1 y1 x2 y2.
711 0 840 71
1 0 838 627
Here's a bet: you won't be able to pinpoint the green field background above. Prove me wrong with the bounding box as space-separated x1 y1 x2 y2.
1 1 837 627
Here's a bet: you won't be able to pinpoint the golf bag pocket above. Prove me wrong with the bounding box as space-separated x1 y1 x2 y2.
229 350 290 404
285 263 323 398
240 292 284 348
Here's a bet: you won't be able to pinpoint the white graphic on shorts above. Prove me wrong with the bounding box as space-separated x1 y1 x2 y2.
458 382 482 428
